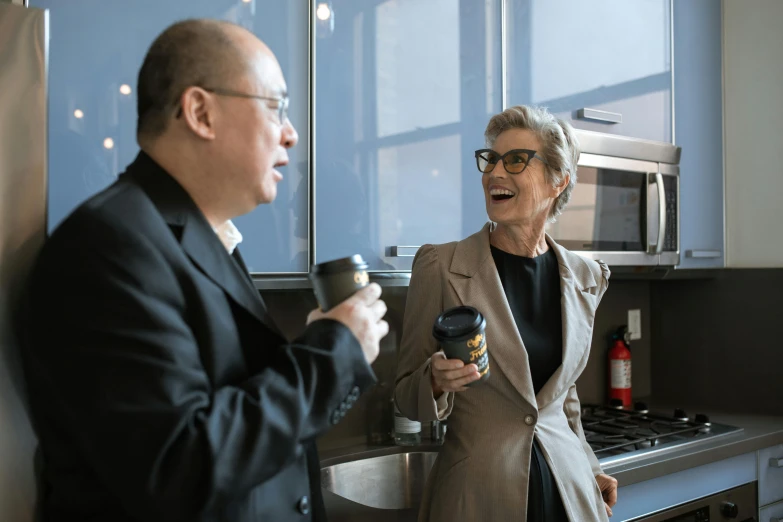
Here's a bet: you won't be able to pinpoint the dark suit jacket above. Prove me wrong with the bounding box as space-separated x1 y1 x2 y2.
19 152 376 521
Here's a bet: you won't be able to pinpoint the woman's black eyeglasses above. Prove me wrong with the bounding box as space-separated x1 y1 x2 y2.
474 148 548 175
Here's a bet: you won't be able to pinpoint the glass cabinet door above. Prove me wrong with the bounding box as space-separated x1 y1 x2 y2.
33 0 310 273
314 0 502 270
506 0 672 143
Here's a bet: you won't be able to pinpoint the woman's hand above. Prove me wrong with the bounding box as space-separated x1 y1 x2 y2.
595 473 618 517
430 351 481 398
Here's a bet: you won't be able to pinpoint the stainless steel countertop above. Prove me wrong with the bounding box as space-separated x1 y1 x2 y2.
320 411 783 487
604 410 783 486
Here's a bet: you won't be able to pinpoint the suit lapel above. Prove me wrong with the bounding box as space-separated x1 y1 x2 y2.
179 221 271 326
232 248 285 337
535 237 599 408
123 152 270 327
448 223 538 409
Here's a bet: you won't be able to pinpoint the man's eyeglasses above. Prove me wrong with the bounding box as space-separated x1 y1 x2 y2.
474 148 548 175
175 87 289 125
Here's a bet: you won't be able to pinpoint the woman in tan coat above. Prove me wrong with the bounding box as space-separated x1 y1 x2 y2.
394 105 618 521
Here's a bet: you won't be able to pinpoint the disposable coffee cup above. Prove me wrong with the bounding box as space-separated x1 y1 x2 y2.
309 254 370 312
432 306 489 385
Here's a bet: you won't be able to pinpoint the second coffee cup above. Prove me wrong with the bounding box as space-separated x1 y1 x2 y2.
432 305 490 385
309 254 370 312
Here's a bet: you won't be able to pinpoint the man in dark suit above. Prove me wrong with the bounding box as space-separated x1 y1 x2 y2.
19 19 388 522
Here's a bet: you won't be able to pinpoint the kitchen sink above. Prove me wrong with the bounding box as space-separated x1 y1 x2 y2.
321 451 438 521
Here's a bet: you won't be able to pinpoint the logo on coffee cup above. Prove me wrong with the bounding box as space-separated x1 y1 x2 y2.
466 333 484 349
469 344 487 362
353 270 369 285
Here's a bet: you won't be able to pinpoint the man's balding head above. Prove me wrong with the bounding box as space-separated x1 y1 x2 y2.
134 18 297 227
136 19 259 140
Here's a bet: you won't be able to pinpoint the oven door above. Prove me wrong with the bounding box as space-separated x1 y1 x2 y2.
546 154 679 266
628 482 757 521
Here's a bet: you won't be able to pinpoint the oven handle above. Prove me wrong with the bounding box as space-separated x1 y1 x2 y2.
646 172 667 255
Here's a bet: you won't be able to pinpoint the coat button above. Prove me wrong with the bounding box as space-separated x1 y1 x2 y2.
339 402 349 414
297 495 310 515
331 410 342 425
350 386 361 399
524 415 535 426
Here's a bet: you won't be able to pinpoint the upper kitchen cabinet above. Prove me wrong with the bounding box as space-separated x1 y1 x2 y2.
723 0 783 268
32 0 310 273
506 0 672 143
314 0 501 271
673 0 725 269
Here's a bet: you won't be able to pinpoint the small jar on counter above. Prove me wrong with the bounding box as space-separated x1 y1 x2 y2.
392 400 421 446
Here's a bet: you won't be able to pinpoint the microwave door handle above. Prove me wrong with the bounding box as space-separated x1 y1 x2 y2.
652 172 666 255
655 173 666 254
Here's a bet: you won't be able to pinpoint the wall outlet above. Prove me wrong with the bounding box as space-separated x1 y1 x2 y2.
628 309 642 340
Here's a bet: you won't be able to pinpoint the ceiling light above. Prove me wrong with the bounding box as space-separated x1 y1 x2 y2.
316 3 331 21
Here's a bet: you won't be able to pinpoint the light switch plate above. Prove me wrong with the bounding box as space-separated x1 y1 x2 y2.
628 309 642 340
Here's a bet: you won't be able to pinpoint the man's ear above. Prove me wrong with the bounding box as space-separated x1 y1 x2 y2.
179 86 217 140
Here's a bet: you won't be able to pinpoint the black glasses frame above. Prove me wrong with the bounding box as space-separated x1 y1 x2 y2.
474 148 548 175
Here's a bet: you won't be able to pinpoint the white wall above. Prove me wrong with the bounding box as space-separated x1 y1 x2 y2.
0 3 46 520
724 0 783 267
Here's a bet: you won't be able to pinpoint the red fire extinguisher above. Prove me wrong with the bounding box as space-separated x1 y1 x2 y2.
608 326 632 407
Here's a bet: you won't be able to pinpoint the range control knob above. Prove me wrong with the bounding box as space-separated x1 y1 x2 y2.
719 500 738 518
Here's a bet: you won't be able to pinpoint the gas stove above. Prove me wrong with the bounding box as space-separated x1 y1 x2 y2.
581 402 743 466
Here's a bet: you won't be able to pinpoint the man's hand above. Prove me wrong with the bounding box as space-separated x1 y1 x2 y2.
307 283 388 365
595 473 618 517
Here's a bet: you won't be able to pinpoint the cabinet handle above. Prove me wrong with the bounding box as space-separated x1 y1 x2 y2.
576 108 622 124
685 250 722 259
770 456 783 468
389 246 421 257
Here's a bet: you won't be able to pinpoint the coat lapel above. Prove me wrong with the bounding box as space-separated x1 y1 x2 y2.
535 237 599 408
123 152 270 327
448 223 538 409
178 220 271 326
447 224 600 412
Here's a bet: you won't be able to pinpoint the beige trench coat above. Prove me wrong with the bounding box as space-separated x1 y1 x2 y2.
394 223 612 522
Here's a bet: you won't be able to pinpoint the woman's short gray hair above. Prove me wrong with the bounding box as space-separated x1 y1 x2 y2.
484 105 580 222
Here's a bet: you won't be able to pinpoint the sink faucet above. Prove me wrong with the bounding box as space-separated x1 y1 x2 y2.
430 420 447 444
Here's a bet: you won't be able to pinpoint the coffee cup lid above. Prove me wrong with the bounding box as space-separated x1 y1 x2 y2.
432 306 484 340
311 254 368 275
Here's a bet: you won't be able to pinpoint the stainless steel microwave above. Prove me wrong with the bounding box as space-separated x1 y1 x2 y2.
546 130 681 267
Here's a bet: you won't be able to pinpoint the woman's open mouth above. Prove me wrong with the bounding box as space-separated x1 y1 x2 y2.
490 188 516 203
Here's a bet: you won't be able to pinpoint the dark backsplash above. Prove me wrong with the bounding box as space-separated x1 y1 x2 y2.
650 269 783 415
262 279 653 452
264 269 783 452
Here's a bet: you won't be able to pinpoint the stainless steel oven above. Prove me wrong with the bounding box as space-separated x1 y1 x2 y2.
546 130 681 267
629 482 758 522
